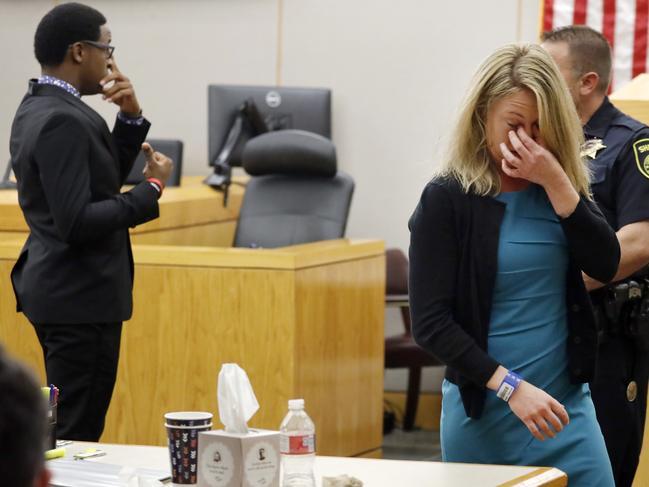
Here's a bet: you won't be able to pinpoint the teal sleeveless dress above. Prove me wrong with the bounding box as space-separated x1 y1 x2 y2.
440 184 614 486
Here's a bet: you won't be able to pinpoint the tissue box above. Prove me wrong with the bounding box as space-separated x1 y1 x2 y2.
197 429 279 487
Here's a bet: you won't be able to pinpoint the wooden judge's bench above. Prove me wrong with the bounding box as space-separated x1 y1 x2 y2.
0 176 385 458
0 176 241 247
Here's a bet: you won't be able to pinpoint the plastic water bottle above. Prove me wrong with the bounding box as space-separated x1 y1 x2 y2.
279 398 316 487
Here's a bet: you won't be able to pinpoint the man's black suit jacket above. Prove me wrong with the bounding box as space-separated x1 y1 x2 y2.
9 81 160 324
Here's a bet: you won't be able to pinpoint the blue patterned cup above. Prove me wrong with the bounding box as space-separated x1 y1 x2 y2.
164 412 213 485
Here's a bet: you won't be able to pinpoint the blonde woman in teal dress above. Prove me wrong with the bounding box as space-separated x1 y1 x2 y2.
409 44 620 486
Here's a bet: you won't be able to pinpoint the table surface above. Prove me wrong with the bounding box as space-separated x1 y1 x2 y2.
50 442 567 487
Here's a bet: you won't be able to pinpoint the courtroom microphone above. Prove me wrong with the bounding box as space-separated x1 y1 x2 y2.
0 160 16 190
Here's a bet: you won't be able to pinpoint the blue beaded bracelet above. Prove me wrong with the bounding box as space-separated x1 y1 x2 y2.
496 371 522 402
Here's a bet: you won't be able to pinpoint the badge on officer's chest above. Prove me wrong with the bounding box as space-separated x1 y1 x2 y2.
580 138 606 159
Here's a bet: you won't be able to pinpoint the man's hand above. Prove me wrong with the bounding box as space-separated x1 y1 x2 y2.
141 143 173 184
100 58 141 117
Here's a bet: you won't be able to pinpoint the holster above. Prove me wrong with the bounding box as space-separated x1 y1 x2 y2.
627 292 649 351
593 278 649 351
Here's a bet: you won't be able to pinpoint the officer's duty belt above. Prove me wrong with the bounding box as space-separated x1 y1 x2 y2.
591 277 649 349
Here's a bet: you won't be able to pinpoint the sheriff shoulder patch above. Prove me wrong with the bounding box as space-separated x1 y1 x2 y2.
633 138 649 180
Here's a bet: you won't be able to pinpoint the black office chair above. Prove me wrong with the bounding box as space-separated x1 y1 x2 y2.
233 130 354 248
125 138 183 186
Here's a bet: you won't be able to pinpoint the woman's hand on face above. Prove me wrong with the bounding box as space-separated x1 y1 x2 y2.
499 127 563 188
508 381 569 441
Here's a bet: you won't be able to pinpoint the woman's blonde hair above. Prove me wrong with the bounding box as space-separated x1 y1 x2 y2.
438 43 589 196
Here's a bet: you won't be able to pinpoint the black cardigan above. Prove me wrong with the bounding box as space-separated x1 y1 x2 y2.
408 177 620 419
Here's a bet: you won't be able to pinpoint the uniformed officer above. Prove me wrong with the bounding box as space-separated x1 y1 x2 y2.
543 26 649 487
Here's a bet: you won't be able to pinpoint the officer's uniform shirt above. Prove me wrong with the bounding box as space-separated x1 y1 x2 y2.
585 97 649 232
585 96 649 487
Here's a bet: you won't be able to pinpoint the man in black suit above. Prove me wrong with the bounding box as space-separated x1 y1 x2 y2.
9 3 173 441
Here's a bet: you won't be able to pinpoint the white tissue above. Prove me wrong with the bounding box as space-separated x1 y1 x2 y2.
118 467 164 487
217 363 260 434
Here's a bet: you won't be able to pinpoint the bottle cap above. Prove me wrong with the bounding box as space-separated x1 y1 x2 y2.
288 398 304 410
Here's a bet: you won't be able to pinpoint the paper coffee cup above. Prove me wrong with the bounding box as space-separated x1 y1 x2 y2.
165 412 213 486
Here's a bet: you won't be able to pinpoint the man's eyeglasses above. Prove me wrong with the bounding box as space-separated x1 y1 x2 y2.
73 40 115 59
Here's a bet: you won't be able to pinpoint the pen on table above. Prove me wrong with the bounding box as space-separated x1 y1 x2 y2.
73 448 107 460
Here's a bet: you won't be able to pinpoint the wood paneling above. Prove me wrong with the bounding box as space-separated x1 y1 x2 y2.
610 74 649 126
130 221 236 247
0 239 385 457
295 256 385 457
0 231 26 243
130 176 242 237
0 189 24 232
108 264 297 446
0 175 241 247
0 261 43 377
0 176 385 456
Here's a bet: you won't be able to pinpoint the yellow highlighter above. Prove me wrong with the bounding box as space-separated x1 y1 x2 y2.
45 447 65 460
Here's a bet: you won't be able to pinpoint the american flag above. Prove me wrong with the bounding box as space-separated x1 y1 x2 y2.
541 0 648 90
